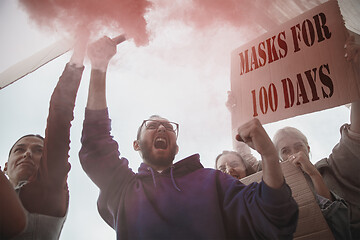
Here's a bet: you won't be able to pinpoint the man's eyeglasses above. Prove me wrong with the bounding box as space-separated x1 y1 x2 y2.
142 119 179 137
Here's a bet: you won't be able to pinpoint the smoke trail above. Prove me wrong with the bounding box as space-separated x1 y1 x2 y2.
18 0 152 46
17 0 325 46
154 0 324 32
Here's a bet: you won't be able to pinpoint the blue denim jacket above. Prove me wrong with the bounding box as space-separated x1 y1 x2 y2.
317 192 352 240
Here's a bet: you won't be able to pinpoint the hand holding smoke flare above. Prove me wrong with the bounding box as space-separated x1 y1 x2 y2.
87 34 127 72
71 29 125 67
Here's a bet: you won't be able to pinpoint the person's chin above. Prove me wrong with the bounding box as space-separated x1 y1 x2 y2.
152 150 173 162
152 150 170 161
16 168 36 181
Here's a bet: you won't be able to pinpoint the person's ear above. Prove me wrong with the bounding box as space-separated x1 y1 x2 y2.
307 145 310 153
133 140 141 151
175 145 179 155
3 162 8 174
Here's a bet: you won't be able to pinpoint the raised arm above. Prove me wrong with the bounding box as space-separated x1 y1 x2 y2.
236 118 284 189
42 33 88 180
346 32 360 133
79 36 136 220
29 33 88 219
86 36 117 110
350 100 360 133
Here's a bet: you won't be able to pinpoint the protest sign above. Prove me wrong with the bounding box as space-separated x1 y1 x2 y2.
241 160 334 240
230 0 360 132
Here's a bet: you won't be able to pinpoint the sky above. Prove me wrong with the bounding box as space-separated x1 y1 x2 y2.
0 0 356 239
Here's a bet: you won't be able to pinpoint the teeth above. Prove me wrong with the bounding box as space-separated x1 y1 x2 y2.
154 137 167 149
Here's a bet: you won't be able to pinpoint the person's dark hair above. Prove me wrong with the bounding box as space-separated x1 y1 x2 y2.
136 115 162 140
8 134 44 158
215 150 256 177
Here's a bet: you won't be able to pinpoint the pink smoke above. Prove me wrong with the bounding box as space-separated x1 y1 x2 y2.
185 0 258 28
151 0 275 32
155 0 321 33
18 0 321 47
18 0 152 46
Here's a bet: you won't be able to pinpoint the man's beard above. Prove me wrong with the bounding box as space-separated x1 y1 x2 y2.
139 140 177 168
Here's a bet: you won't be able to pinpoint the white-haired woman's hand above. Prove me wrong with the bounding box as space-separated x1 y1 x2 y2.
288 152 332 200
287 151 317 176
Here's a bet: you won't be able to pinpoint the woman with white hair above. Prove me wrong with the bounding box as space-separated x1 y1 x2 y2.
273 99 360 239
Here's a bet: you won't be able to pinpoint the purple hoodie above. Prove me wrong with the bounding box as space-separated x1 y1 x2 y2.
79 109 298 240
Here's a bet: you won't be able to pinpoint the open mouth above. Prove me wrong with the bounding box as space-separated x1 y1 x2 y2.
154 137 168 149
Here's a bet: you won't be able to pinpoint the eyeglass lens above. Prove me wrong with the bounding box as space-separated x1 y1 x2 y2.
145 120 177 132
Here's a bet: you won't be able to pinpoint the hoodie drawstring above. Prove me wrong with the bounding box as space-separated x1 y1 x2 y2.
147 167 157 188
147 166 181 192
170 166 181 192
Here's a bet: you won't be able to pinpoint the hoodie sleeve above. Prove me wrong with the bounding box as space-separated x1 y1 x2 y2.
79 108 136 228
79 108 135 190
221 176 299 239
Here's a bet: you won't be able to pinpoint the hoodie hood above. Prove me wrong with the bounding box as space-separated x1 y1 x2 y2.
136 154 203 192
